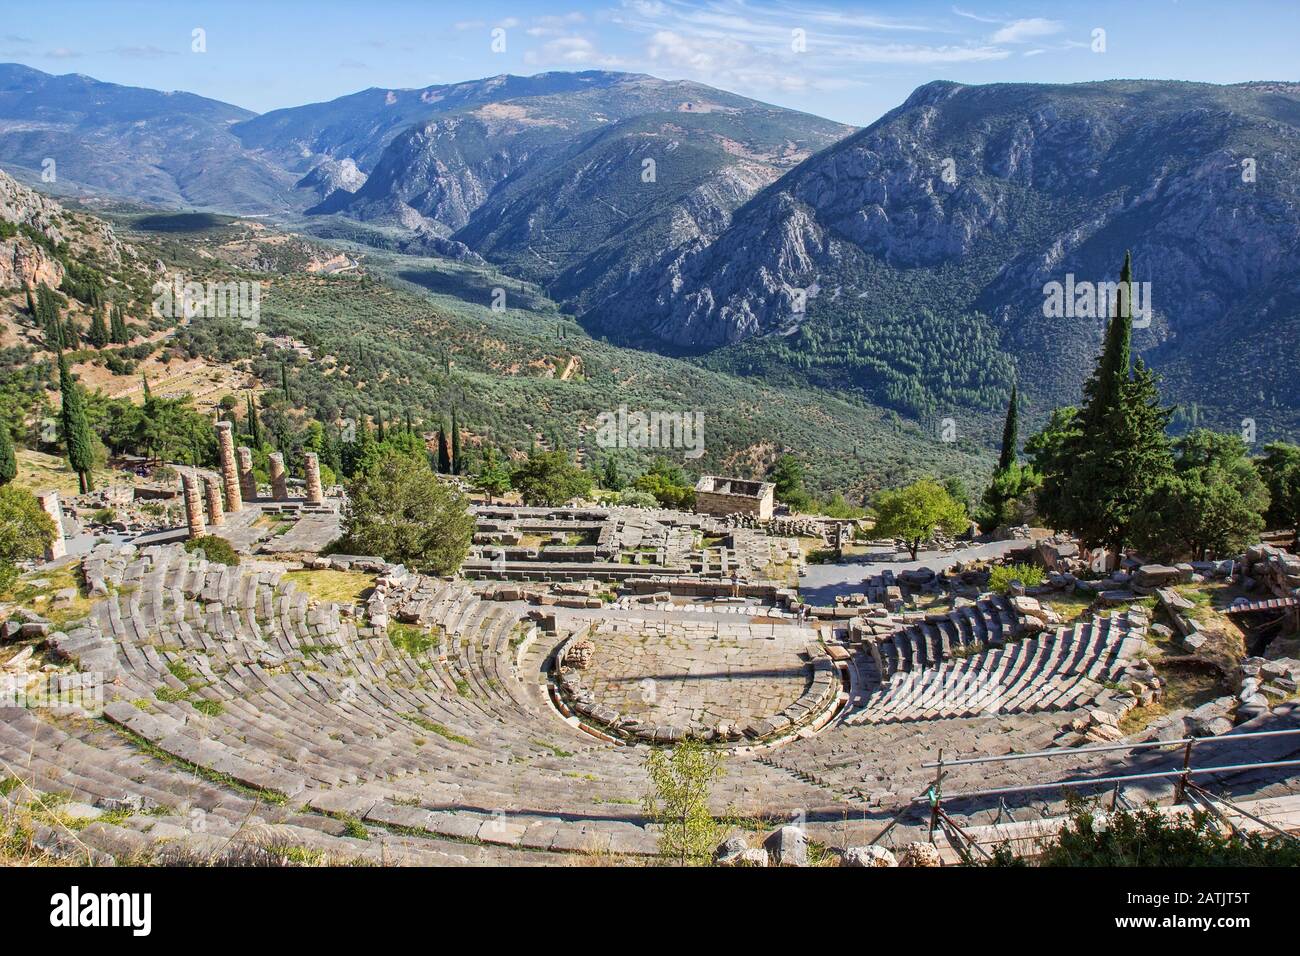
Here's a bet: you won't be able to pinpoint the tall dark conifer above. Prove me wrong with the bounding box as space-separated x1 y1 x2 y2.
437 424 451 474
451 407 462 475
0 423 16 486
1036 252 1173 551
1080 251 1133 431
88 307 109 349
58 352 95 493
997 384 1019 473
246 393 262 448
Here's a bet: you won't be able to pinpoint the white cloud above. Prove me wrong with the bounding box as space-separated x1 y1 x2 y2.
525 35 626 68
845 41 1010 64
991 18 1064 44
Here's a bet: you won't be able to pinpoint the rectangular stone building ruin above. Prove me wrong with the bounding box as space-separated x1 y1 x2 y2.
694 476 775 520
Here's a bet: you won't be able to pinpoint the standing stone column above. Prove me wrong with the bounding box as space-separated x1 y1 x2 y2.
215 421 242 513
304 452 324 505
238 446 257 502
36 491 66 561
204 476 225 527
182 473 207 539
269 453 288 500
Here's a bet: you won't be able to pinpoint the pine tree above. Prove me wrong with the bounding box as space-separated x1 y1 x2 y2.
0 423 16 486
58 353 95 494
451 406 462 475
997 384 1019 473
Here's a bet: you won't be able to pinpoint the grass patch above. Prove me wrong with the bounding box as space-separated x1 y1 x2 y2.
531 739 573 758
1039 592 1096 624
192 698 225 717
3 563 91 631
166 659 199 683
108 725 289 805
282 568 376 605
404 713 471 745
388 622 439 657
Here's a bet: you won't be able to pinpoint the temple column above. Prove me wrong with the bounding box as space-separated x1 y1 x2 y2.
238 446 256 502
215 421 242 512
204 476 225 527
182 473 207 539
269 453 288 500
304 452 324 505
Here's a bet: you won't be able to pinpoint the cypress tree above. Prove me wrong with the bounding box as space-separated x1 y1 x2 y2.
997 384 1019 473
246 393 262 448
58 353 95 494
281 363 291 404
25 286 35 318
109 305 127 344
1036 252 1173 552
88 307 109 349
38 284 62 350
1080 251 1133 431
0 423 16 486
141 374 152 401
437 424 451 474
377 415 386 444
451 406 462 475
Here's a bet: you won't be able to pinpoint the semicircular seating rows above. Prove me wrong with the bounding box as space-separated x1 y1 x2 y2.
843 596 1146 724
3 544 832 863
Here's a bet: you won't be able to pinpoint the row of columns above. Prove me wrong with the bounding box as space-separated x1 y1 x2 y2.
189 421 324 539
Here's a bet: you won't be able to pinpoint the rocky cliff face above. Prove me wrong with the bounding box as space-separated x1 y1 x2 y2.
585 80 1300 426
0 168 67 287
0 237 62 289
0 168 132 288
295 157 367 204
324 113 555 233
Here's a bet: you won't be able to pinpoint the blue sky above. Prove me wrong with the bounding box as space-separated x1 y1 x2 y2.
3 0 1297 125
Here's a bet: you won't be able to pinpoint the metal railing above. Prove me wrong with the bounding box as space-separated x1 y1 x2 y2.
912 728 1300 851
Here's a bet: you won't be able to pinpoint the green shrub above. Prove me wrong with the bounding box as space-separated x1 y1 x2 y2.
988 562 1044 593
183 535 240 566
987 802 1300 867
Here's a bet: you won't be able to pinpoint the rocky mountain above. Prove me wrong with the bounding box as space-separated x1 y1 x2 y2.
455 107 836 315
586 80 1300 436
0 63 294 213
317 73 850 249
0 65 851 246
232 72 654 176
